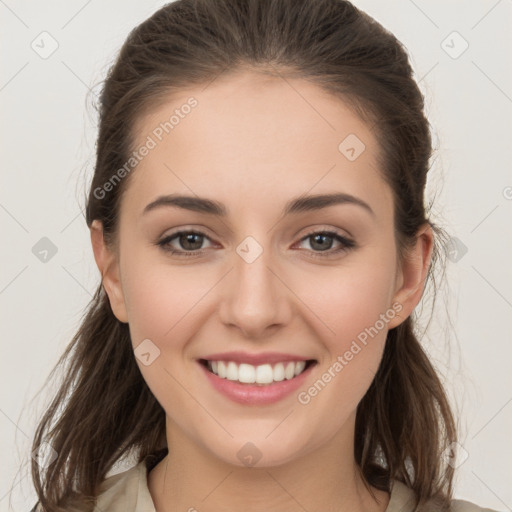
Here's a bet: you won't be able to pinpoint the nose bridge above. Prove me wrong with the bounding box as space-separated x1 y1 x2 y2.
219 233 290 337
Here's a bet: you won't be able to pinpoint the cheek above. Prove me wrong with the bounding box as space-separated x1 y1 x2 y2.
294 252 397 346
292 252 396 406
121 254 208 345
121 255 207 425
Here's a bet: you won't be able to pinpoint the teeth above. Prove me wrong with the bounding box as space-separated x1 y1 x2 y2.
226 362 238 381
284 362 295 380
273 363 285 382
256 364 273 384
217 361 227 378
239 363 255 383
206 360 310 385
294 361 306 376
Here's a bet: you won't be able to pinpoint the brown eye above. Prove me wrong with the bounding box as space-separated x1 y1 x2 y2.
177 232 205 251
309 233 335 251
296 230 355 256
157 230 213 256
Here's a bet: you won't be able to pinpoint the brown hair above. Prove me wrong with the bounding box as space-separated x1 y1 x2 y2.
30 0 457 510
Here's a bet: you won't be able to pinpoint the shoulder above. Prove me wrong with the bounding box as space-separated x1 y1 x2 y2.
29 461 156 512
94 461 155 512
388 480 502 512
450 499 502 512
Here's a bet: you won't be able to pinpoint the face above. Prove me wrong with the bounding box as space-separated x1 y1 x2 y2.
92 70 430 468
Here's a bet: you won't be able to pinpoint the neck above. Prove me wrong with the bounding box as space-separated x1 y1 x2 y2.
147 414 389 512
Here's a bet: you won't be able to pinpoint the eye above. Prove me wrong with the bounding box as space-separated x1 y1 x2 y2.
295 229 355 257
157 230 214 257
156 228 355 258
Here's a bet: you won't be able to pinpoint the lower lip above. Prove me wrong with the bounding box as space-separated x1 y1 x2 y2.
198 361 315 405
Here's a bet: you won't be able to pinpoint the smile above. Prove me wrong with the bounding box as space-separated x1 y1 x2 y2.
200 359 316 386
198 354 317 405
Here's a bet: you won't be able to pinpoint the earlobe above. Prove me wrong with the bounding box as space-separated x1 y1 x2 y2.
90 220 129 323
387 224 434 330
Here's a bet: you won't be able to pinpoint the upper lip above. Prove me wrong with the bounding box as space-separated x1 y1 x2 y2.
199 351 315 366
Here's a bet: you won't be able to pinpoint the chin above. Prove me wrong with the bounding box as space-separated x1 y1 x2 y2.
200 431 313 470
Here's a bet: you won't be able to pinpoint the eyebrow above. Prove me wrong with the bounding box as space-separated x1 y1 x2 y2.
142 192 375 218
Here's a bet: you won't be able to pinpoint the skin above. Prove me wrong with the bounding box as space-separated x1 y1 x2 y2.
91 69 433 512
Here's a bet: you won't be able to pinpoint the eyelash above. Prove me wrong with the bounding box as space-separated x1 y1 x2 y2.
156 228 356 259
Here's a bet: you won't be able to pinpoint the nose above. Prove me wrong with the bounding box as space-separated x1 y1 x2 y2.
218 240 292 340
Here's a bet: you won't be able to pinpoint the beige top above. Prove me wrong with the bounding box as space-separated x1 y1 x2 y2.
89 459 500 512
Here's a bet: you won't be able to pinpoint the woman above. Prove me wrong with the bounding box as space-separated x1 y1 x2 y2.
29 0 500 511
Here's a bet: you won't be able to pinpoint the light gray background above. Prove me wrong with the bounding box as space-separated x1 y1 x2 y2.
1 1 511 510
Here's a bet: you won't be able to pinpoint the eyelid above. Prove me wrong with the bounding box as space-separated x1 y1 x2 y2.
158 224 216 238
298 224 353 240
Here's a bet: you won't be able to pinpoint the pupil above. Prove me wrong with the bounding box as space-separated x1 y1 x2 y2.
181 233 202 250
311 233 332 251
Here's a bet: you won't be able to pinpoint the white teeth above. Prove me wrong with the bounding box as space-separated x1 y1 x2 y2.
238 363 255 383
284 362 295 380
294 361 306 376
226 362 238 381
273 363 285 382
206 360 310 385
217 361 227 378
255 364 274 384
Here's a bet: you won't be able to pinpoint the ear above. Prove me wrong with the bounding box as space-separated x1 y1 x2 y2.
90 220 129 323
387 223 434 330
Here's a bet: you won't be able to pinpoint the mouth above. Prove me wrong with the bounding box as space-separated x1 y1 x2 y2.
198 358 317 386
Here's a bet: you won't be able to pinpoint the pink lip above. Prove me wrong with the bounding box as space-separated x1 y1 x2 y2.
200 351 313 366
198 360 316 405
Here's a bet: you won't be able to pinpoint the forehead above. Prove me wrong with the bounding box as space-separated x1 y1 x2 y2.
123 70 390 218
